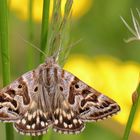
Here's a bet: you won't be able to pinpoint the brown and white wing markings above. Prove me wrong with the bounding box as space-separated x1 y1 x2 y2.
0 57 120 136
60 69 120 122
0 67 42 122
14 109 51 136
0 70 35 122
46 67 85 134
51 67 120 134
0 66 52 136
52 101 85 134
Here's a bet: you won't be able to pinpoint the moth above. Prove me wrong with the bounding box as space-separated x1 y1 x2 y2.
0 57 120 136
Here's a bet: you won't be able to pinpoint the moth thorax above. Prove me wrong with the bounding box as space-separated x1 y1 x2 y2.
45 57 56 66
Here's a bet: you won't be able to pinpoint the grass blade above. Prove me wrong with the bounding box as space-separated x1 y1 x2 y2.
0 0 14 140
122 81 140 140
40 0 50 62
38 0 50 140
47 0 73 65
47 0 62 57
27 0 35 70
27 1 36 140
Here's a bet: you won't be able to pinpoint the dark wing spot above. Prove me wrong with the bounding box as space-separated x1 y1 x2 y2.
91 112 99 117
11 100 17 108
111 105 118 109
34 87 38 92
102 102 109 107
75 84 79 89
81 99 86 107
68 87 75 104
6 89 16 98
104 110 109 114
82 90 90 98
8 107 19 114
79 107 90 114
18 84 22 89
59 86 63 91
98 112 104 116
91 94 98 102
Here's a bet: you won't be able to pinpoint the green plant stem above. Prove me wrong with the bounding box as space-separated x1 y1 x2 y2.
27 1 35 140
122 84 140 140
47 0 62 57
40 0 50 62
30 1 72 140
38 1 50 139
28 0 34 70
47 0 73 65
0 0 14 140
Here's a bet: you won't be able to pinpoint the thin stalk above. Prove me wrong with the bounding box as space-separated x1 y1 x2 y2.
40 0 50 62
58 0 73 66
47 0 73 64
31 1 73 140
39 1 50 140
27 0 35 70
47 0 62 57
27 1 35 140
122 83 140 140
0 0 14 140
121 9 140 140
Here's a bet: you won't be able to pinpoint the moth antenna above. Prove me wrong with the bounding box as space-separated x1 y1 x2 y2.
22 39 47 57
47 47 62 63
17 34 47 58
51 38 83 64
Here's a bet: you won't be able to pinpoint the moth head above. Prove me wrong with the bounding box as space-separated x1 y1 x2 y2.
45 56 56 66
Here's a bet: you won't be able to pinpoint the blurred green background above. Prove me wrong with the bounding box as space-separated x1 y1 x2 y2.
71 0 140 62
5 0 140 75
0 0 140 140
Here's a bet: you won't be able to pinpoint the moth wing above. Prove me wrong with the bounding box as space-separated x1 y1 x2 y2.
52 100 85 134
0 70 36 122
14 109 51 136
59 69 120 122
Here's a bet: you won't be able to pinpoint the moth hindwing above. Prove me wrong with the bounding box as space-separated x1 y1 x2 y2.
0 57 120 136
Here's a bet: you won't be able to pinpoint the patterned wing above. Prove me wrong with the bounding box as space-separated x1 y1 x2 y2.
14 108 51 136
0 68 51 136
53 100 85 134
56 68 120 123
44 67 85 134
0 71 33 122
